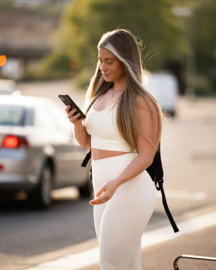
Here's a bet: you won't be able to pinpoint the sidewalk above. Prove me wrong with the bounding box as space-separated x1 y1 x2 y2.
19 208 216 270
80 224 216 270
139 224 216 270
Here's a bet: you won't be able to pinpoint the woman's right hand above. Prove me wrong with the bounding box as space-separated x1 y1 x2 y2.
65 105 84 126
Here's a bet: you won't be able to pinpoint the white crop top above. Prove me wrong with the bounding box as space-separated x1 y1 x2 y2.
84 96 136 152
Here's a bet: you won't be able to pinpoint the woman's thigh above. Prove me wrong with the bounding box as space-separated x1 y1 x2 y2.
93 202 107 241
92 153 156 269
99 170 156 269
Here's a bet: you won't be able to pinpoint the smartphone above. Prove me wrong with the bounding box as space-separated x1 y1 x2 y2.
58 94 86 119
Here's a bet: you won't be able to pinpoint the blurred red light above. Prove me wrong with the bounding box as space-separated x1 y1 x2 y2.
2 135 29 149
0 164 4 170
2 136 19 148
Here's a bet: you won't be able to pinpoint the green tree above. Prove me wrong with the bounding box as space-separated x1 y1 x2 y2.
195 0 216 73
172 0 216 94
43 0 178 83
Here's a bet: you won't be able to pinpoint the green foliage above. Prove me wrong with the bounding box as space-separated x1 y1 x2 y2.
194 0 216 73
44 0 178 76
74 68 95 90
25 51 77 81
40 50 72 72
40 0 216 93
195 73 216 96
0 0 13 8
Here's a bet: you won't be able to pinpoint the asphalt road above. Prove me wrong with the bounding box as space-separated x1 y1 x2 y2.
0 79 216 269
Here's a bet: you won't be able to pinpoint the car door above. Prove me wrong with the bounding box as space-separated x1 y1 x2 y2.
34 104 69 184
47 104 88 187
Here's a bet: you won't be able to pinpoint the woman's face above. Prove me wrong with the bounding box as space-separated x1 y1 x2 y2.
98 48 125 83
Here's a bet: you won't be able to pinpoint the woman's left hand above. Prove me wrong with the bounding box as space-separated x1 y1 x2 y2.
89 180 119 205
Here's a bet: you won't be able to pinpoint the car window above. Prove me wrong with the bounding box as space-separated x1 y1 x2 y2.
34 106 56 131
0 105 25 126
48 105 73 134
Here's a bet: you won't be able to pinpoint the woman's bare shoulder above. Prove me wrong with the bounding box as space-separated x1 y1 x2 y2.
136 94 158 113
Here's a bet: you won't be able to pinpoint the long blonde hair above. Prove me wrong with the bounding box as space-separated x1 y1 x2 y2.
83 29 163 152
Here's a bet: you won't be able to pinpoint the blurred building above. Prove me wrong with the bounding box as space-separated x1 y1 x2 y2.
0 0 70 79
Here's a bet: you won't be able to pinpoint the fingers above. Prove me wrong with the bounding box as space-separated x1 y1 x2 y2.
65 106 82 124
68 111 81 122
96 189 105 197
65 106 76 118
89 194 106 205
65 105 71 114
89 190 111 205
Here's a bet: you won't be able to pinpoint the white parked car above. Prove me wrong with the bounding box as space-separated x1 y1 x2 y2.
0 89 21 95
0 79 21 96
143 72 179 117
0 95 92 209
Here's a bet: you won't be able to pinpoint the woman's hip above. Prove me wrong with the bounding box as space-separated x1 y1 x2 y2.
92 152 156 198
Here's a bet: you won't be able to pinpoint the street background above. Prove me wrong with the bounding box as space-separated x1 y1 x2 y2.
0 0 216 269
0 80 216 269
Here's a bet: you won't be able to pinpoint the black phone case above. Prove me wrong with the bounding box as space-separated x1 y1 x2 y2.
58 94 86 119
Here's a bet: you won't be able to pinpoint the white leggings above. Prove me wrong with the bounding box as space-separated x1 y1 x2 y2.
92 152 156 270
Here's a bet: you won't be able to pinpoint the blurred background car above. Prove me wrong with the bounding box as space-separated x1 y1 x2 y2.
0 79 21 96
143 71 179 117
0 95 92 209
0 89 22 95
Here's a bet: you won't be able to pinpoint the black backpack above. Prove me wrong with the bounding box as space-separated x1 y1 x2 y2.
81 142 179 233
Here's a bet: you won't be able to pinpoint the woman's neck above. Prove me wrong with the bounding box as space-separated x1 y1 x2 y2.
113 76 127 91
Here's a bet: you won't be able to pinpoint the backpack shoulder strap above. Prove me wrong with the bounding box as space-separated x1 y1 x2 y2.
81 148 179 233
157 179 179 233
147 143 179 233
81 150 91 167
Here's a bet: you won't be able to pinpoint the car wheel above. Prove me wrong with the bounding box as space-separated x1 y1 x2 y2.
78 178 93 198
28 164 52 209
169 110 176 117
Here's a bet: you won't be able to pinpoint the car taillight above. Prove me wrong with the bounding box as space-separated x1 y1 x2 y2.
2 135 29 149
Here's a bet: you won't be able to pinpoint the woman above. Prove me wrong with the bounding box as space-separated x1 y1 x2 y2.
66 29 163 270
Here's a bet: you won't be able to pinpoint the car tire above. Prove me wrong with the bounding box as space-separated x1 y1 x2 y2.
28 163 53 209
78 178 93 198
169 110 176 117
164 110 176 117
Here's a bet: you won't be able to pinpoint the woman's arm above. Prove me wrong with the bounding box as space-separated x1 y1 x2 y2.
73 123 88 149
89 96 159 205
65 105 88 149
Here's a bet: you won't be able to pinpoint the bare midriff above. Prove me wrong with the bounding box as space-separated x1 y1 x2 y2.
92 148 129 160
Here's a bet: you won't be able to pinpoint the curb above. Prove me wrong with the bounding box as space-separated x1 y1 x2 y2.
14 203 216 270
